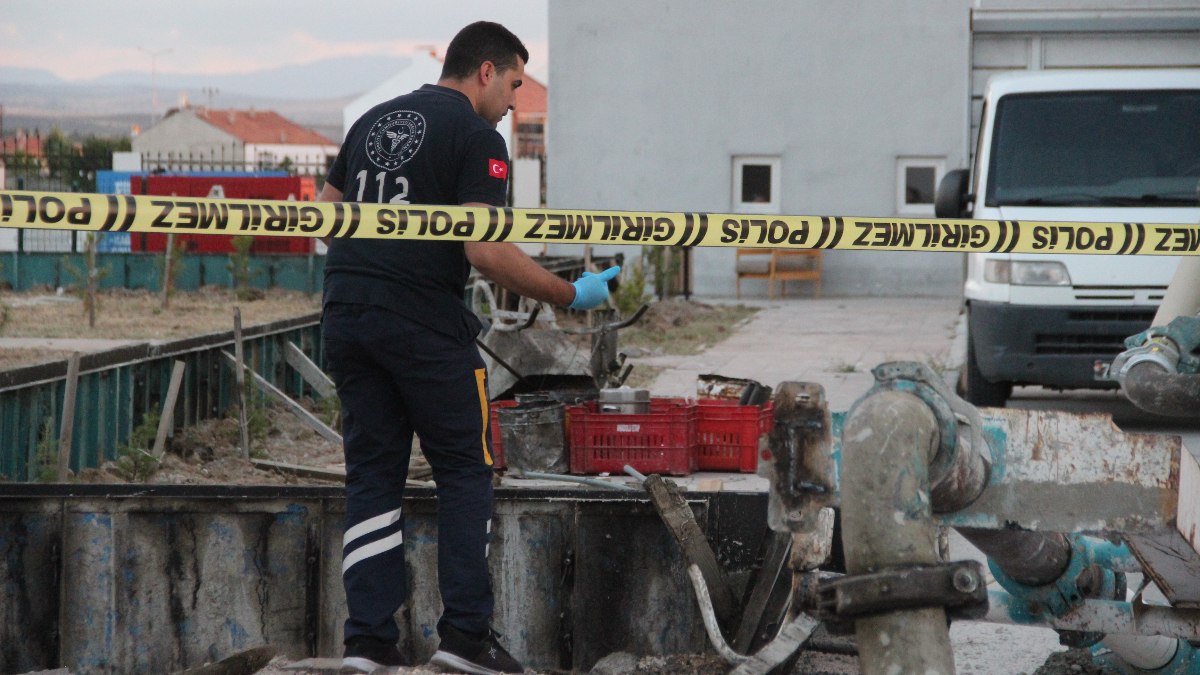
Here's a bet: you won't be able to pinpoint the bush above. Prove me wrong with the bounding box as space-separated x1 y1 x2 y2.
612 257 652 317
112 412 161 482
227 236 265 301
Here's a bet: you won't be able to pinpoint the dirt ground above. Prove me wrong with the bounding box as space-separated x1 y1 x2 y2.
0 286 321 369
250 648 859 675
11 290 745 487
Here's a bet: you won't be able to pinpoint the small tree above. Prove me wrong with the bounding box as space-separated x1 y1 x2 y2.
227 236 264 301
112 412 162 482
612 257 652 316
157 235 186 309
642 245 684 300
62 235 111 328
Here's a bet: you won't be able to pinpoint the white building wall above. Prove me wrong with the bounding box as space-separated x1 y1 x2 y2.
548 1 1200 298
547 1 971 297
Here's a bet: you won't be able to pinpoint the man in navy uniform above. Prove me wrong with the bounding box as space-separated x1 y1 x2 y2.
319 20 619 675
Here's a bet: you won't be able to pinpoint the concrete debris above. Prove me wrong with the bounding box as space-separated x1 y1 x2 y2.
176 645 277 675
588 651 640 675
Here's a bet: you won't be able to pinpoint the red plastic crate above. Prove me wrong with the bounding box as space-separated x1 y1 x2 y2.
695 400 775 472
567 398 697 476
488 400 518 471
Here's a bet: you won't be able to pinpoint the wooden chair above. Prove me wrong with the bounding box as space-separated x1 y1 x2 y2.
735 248 822 298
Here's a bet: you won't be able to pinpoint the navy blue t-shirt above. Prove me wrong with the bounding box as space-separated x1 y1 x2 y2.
323 84 509 342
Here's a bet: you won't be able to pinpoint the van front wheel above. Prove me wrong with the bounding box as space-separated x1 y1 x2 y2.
959 334 1012 408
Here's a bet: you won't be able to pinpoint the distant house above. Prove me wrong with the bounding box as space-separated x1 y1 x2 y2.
512 74 547 160
0 130 44 158
132 107 338 175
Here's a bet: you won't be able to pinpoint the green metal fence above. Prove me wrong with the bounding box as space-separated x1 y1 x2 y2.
0 314 324 481
2 251 325 294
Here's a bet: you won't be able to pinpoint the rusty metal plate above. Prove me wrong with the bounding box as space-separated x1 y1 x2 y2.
940 408 1181 536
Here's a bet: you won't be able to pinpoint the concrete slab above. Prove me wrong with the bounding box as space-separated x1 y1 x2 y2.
634 297 962 410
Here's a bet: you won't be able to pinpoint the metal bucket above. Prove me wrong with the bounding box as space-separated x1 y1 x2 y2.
515 392 556 406
598 387 651 414
498 400 568 474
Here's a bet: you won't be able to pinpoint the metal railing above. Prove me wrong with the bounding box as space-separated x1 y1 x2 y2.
0 313 323 481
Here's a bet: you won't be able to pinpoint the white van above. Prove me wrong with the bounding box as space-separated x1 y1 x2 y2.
936 69 1200 406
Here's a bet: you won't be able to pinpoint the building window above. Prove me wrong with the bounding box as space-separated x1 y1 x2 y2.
733 156 781 213
896 157 945 216
515 114 546 159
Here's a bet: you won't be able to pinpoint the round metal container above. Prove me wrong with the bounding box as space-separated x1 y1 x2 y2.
598 387 651 414
515 392 556 406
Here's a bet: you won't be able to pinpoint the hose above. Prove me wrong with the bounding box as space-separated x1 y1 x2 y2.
1123 362 1200 418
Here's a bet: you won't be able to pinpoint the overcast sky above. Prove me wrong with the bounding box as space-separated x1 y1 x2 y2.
0 1 549 82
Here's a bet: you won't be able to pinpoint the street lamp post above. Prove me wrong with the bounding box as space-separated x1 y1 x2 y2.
137 46 173 122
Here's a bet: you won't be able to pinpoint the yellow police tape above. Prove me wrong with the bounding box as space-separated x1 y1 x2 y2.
3 189 1200 255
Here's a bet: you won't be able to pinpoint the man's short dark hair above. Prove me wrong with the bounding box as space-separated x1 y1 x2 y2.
441 21 529 80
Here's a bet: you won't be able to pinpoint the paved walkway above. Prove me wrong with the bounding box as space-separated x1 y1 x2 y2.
636 297 963 411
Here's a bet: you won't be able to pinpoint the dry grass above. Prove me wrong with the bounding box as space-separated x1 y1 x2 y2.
0 286 320 341
618 299 759 355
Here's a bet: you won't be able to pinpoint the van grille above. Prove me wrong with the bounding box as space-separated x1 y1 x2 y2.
1065 309 1156 323
1034 333 1129 356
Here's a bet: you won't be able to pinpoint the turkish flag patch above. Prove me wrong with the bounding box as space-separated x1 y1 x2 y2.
488 158 509 179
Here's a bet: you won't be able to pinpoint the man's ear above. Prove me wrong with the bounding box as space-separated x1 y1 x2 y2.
479 61 495 85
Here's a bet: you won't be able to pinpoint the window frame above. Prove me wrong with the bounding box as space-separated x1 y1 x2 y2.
732 155 782 214
895 156 946 217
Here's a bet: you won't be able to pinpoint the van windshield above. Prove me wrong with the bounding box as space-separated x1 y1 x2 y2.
986 89 1200 207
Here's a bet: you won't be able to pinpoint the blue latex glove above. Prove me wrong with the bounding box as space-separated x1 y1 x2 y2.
568 265 621 310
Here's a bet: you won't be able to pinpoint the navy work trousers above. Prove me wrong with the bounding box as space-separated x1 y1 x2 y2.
322 302 495 646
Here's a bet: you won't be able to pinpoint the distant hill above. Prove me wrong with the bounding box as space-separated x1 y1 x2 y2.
80 54 415 100
0 54 423 140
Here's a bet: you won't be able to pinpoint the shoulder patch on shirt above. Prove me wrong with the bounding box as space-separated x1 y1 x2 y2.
488 159 509 179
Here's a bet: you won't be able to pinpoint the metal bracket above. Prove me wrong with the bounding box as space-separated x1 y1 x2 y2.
813 560 989 623
762 382 836 533
1105 337 1182 384
1120 315 1200 374
987 534 1123 621
864 362 993 512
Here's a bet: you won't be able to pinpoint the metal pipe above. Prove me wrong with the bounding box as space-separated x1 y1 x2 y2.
929 420 990 514
1102 634 1178 671
516 471 639 491
955 528 1072 587
841 389 955 675
1113 255 1200 416
985 591 1200 641
1123 361 1200 418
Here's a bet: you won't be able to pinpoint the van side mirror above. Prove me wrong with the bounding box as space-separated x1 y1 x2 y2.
935 168 971 218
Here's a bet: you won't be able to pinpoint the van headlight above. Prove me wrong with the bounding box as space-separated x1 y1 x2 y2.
984 260 1071 286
